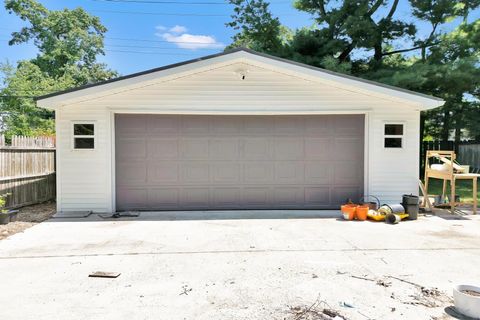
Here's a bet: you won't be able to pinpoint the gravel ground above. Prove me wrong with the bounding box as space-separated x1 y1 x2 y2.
0 202 56 240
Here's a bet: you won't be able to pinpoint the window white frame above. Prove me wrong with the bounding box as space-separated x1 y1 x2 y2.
383 122 404 149
72 121 96 150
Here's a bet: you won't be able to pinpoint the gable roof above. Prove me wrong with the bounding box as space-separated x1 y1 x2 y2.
36 47 445 109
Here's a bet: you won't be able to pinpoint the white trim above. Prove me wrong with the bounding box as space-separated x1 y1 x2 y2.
55 109 62 212
71 121 96 151
110 111 116 213
109 109 372 115
364 112 370 198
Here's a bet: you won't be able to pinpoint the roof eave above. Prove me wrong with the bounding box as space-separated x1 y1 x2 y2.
35 48 446 109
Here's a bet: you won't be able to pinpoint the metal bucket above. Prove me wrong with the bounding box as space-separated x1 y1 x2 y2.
378 204 405 215
360 195 380 210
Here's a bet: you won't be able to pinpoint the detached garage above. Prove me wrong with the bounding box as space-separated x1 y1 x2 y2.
36 48 444 213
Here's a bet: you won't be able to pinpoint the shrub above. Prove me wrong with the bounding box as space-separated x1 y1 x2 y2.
0 194 10 214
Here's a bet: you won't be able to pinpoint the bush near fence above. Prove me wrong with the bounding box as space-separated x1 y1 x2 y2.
0 135 56 209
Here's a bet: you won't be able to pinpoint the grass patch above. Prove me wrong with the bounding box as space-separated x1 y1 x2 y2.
426 179 478 203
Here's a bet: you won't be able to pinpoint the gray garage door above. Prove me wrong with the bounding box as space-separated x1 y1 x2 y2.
115 114 364 211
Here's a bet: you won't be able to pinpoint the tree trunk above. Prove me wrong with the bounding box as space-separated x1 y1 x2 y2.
441 108 450 142
454 124 462 143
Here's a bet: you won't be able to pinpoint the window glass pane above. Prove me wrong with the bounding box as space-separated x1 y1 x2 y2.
74 138 94 149
74 124 94 136
384 124 403 135
385 137 402 148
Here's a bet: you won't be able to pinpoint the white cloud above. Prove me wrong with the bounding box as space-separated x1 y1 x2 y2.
169 25 188 34
155 25 225 50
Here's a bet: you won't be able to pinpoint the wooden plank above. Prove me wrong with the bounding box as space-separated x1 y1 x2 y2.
419 179 433 212
88 272 121 278
0 172 56 183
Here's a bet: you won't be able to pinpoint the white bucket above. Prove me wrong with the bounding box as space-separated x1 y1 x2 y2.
453 284 480 318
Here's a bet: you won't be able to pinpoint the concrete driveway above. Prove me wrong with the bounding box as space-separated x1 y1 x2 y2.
1 211 479 320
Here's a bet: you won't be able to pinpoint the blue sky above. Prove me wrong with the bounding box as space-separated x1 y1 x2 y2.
0 0 478 75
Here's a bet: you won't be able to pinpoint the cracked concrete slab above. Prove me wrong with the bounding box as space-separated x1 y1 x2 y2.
0 212 479 319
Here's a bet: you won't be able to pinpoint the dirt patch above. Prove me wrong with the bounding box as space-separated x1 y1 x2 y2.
0 202 56 240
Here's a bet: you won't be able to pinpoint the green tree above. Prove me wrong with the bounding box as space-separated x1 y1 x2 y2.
0 0 117 138
226 0 285 53
226 0 480 142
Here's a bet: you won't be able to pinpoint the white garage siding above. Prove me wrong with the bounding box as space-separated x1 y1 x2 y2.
43 49 442 213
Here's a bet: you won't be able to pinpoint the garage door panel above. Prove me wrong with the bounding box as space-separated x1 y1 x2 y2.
332 186 362 204
243 117 273 135
147 115 179 134
211 116 243 135
244 162 274 183
181 188 210 207
305 162 333 184
116 161 147 185
243 187 271 206
305 187 331 206
116 138 146 160
305 116 332 135
147 138 178 159
211 163 241 183
274 117 304 135
275 162 304 183
305 138 332 160
116 115 147 135
334 138 363 161
212 188 242 207
148 188 179 208
273 187 304 206
334 115 364 136
274 138 304 160
147 161 178 183
181 116 210 135
209 138 240 160
243 138 273 160
181 163 210 183
181 138 209 159
117 188 148 210
334 161 362 185
115 114 364 210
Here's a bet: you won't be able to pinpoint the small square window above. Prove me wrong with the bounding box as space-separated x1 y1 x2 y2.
385 124 403 135
74 137 95 149
73 123 95 150
384 123 404 149
385 137 402 148
74 124 94 136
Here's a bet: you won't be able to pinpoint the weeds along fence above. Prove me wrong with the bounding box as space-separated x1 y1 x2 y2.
0 135 56 209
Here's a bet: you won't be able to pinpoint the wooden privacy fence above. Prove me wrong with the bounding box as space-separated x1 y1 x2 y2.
458 143 480 173
0 135 56 209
